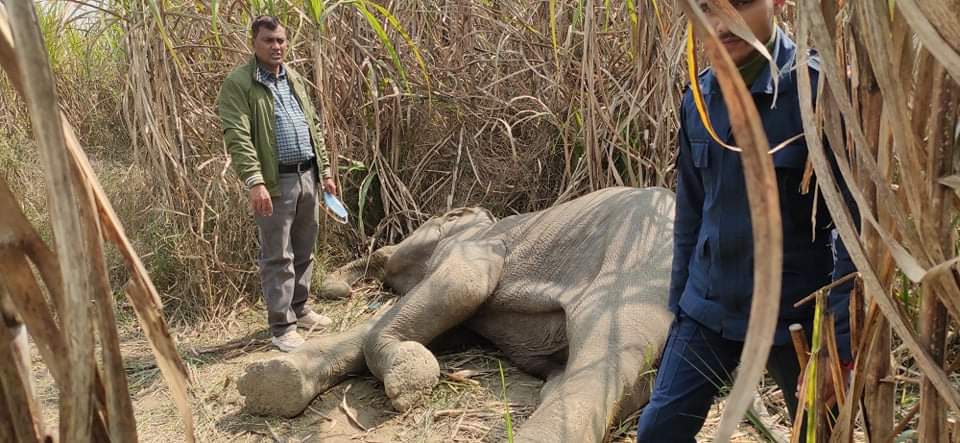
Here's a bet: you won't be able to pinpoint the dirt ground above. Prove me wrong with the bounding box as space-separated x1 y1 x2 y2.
28 285 794 442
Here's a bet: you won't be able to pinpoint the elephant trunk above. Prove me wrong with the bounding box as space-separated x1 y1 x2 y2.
316 245 398 300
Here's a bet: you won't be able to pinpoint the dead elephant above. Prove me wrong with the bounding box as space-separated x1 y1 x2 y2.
238 186 676 442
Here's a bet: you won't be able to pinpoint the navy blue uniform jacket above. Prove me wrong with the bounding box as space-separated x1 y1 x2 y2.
671 28 855 361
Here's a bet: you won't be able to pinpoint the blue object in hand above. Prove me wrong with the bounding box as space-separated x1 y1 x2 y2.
323 192 349 224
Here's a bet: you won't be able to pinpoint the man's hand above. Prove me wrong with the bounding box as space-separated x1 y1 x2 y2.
322 177 337 196
822 363 852 408
249 184 273 217
796 361 852 408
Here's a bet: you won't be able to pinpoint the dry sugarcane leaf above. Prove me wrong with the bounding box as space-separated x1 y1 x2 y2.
796 19 960 421
823 313 845 406
0 181 64 320
0 222 119 442
0 249 67 384
14 78 142 441
57 118 140 442
896 0 960 85
863 317 895 442
918 66 958 441
923 64 960 329
0 180 70 384
77 182 138 443
864 220 928 282
921 257 960 283
853 0 933 245
681 2 783 441
0 6 20 97
1 177 127 412
0 318 43 443
809 91 931 289
124 280 196 441
0 6 194 441
913 0 960 51
919 277 951 442
5 4 97 440
0 381 14 442
0 175 64 318
829 304 883 443
801 1 944 285
446 369 483 384
339 384 368 432
0 290 44 441
938 174 960 200
800 0 926 257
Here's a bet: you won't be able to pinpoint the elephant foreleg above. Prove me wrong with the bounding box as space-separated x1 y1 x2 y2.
364 240 505 411
515 333 662 443
238 320 374 417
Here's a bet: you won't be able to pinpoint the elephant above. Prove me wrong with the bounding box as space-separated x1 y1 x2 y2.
237 186 676 442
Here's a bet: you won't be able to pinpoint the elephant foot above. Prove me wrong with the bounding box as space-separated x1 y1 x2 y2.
317 278 352 300
238 354 315 417
381 341 440 411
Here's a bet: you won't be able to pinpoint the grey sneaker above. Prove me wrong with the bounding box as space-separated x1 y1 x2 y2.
297 311 333 330
271 330 305 352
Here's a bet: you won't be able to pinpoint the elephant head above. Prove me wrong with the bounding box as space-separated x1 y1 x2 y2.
383 207 495 294
316 207 496 299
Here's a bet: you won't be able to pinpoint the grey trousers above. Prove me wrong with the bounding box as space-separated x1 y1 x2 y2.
254 168 318 337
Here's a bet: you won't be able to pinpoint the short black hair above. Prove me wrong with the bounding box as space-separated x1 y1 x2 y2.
251 15 281 39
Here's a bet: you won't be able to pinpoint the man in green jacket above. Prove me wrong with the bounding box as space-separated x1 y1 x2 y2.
217 16 335 352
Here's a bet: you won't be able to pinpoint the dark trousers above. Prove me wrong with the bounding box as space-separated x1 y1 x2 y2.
636 312 804 442
253 169 319 337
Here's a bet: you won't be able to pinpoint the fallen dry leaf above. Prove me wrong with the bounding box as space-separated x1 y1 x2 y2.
340 384 368 432
446 369 482 385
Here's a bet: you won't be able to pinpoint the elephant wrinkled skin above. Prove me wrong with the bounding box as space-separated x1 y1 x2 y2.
238 186 676 442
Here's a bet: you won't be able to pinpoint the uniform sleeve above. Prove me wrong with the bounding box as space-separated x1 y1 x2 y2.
669 102 704 313
217 77 264 189
824 137 858 364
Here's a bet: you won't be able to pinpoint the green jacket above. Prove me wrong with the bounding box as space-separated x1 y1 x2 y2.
217 57 330 196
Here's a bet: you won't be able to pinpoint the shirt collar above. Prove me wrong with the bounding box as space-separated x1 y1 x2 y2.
255 61 286 84
701 26 797 96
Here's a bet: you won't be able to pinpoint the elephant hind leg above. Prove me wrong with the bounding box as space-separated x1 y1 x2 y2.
364 240 506 411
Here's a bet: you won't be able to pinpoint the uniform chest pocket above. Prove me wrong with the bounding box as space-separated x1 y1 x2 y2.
772 141 807 169
690 140 710 168
773 141 808 199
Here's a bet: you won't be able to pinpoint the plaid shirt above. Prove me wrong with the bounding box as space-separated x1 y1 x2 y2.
255 64 315 165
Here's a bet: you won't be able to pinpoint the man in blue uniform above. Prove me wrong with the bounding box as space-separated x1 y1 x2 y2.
636 1 856 440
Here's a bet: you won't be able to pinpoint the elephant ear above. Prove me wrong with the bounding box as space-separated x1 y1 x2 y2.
437 208 496 240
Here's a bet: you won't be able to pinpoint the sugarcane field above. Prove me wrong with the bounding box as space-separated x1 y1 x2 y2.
1 0 959 442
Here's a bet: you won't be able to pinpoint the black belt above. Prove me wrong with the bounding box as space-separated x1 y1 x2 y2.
278 158 315 174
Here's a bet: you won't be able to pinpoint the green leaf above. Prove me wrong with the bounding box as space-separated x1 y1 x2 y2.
549 0 560 61
357 166 377 229
498 360 514 443
210 0 222 49
307 0 326 25
353 0 408 90
362 1 432 97
626 0 638 28
145 0 186 72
